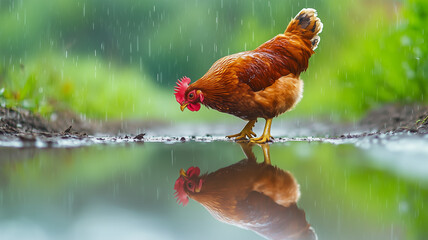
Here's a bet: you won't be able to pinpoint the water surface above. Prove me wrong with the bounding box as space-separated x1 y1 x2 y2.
0 139 427 240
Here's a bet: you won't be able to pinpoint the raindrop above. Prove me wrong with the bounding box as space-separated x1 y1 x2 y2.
68 191 74 213
113 183 119 197
156 188 160 200
24 9 26 25
216 12 219 30
148 39 151 57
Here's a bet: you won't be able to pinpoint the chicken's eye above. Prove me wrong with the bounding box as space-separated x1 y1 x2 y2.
187 182 193 189
188 92 194 99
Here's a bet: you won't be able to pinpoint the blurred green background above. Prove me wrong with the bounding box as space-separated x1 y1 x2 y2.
0 0 427 122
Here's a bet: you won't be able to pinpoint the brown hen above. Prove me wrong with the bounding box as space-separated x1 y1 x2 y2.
174 8 323 143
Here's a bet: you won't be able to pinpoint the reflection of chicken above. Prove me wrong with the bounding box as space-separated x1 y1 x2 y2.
174 144 316 240
174 8 323 143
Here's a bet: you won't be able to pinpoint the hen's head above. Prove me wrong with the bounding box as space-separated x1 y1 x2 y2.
174 166 204 206
174 77 204 112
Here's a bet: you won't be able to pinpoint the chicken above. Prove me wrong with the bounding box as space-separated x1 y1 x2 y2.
174 8 323 143
174 144 316 240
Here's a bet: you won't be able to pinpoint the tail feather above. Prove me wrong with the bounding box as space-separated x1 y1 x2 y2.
285 8 323 50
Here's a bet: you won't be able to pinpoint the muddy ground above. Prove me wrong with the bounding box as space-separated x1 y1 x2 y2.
0 104 427 147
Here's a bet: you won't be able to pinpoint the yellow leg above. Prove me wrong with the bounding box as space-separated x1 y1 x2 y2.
260 143 271 165
237 142 256 162
250 118 273 143
226 120 257 140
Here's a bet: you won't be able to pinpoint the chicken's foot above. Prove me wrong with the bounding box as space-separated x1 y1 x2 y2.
226 120 257 140
250 118 273 143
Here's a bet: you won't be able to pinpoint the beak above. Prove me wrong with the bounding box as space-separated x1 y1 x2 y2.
180 103 188 112
180 169 187 177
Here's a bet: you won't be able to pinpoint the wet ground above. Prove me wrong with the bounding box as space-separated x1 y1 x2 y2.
0 105 428 240
1 104 428 148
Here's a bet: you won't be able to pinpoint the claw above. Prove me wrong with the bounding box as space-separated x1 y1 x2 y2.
226 133 241 138
235 135 248 141
226 120 257 140
250 135 273 143
249 118 273 144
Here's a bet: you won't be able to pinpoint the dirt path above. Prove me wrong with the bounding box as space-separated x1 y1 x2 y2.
0 104 427 147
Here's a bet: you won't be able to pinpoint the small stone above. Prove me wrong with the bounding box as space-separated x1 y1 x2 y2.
64 126 72 133
134 133 146 140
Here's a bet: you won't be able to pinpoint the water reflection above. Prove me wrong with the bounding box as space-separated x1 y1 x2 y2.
174 143 316 240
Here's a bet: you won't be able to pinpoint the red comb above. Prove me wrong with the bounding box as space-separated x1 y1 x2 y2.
174 177 189 206
186 167 200 177
174 77 191 104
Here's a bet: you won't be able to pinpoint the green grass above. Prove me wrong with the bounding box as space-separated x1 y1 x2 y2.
1 54 165 119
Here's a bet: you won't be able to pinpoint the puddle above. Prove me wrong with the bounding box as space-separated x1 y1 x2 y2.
0 140 427 240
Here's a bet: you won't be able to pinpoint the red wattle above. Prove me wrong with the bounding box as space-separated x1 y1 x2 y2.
187 103 201 112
